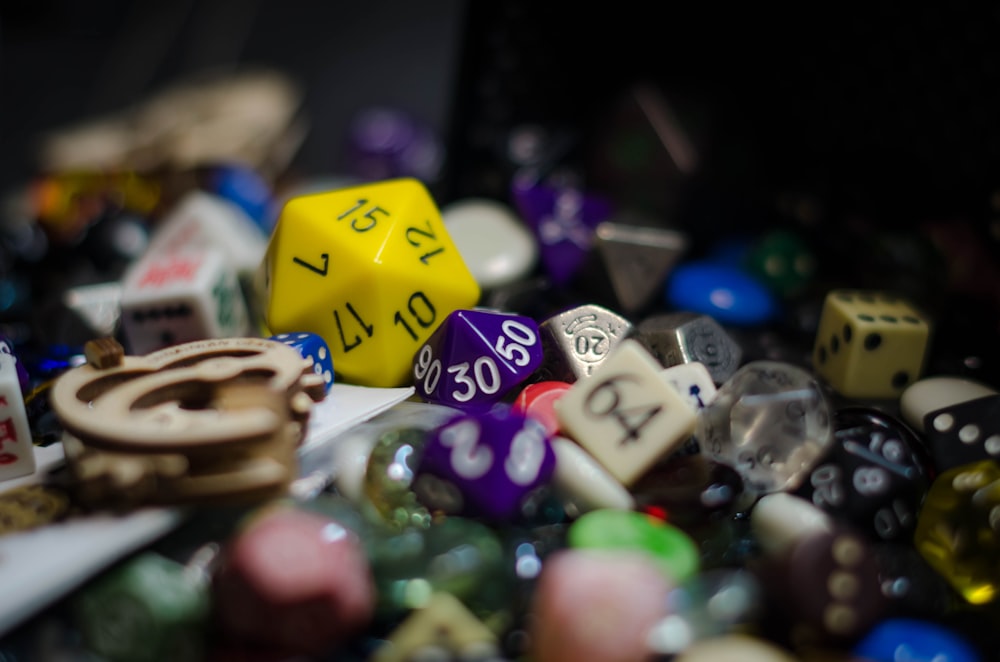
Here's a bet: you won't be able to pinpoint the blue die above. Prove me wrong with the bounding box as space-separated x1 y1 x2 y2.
269 332 334 392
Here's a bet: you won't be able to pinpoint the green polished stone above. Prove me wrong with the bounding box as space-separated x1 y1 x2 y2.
567 509 700 582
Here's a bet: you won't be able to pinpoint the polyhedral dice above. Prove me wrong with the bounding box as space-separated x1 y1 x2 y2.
588 220 690 315
697 360 833 493
144 190 267 279
920 394 1000 473
0 354 35 482
660 361 718 412
511 176 613 288
755 525 886 645
635 311 742 385
553 339 698 487
268 331 334 393
412 308 543 410
258 178 481 387
120 246 250 355
914 459 1000 605
812 290 932 399
212 506 376 654
415 405 556 521
795 407 931 542
371 591 499 662
536 303 632 383
74 551 210 662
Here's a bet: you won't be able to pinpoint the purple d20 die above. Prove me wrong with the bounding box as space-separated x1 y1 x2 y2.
416 406 556 521
269 331 335 392
413 309 543 411
511 175 613 287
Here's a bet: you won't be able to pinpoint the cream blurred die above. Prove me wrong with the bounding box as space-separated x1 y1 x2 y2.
0 354 36 482
120 246 250 355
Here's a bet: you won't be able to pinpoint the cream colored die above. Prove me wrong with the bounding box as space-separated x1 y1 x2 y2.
554 338 698 486
812 290 931 399
0 355 36 482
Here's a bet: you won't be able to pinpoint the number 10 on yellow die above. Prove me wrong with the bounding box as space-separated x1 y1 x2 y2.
258 178 480 387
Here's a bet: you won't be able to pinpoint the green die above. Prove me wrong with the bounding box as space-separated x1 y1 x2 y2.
75 552 210 662
743 230 816 298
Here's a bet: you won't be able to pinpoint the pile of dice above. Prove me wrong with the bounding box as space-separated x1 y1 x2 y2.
2 96 1000 662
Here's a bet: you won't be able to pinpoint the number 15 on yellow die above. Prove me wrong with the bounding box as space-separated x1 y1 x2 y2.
258 178 480 387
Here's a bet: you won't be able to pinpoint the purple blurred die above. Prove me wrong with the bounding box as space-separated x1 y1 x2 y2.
412 308 543 411
346 106 443 183
417 405 556 521
511 175 613 287
0 334 29 392
269 331 334 392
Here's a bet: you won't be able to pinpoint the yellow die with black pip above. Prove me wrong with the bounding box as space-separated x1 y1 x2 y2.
258 178 480 387
812 290 931 399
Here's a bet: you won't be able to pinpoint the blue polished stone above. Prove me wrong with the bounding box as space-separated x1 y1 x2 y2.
853 618 980 662
664 261 778 326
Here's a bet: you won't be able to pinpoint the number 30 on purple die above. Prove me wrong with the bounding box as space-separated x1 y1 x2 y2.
412 309 543 411
417 406 556 521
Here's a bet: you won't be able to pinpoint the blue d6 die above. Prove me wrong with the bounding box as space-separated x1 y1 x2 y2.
269 332 335 392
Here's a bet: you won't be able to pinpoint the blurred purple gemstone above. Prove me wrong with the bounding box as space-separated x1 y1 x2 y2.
346 106 443 183
511 175 613 287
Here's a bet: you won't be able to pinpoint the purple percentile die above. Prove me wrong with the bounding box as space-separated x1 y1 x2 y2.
413 309 543 411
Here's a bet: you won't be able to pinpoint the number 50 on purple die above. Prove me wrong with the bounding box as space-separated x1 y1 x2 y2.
416 406 556 521
413 309 543 411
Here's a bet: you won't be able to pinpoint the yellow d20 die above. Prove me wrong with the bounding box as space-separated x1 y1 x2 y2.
259 178 480 387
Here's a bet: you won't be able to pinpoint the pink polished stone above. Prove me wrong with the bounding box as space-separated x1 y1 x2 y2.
212 507 375 655
530 549 674 662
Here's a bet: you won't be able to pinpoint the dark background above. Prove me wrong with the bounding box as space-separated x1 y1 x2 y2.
3 1 1000 219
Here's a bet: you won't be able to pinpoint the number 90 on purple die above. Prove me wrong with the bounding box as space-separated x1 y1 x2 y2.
416 406 556 521
412 309 543 410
